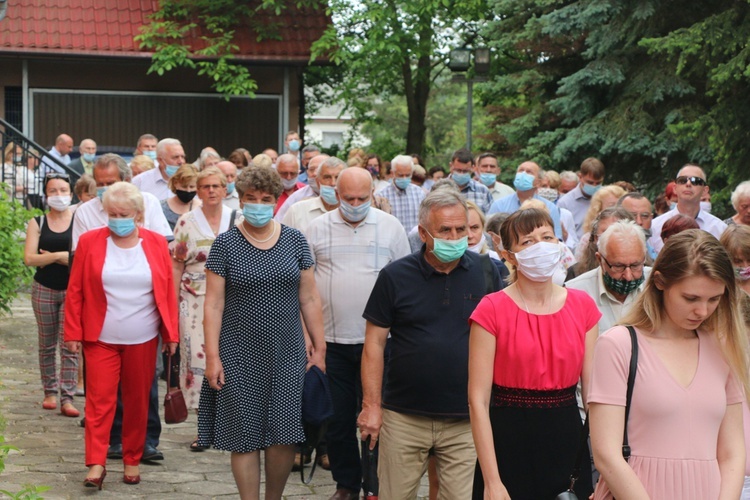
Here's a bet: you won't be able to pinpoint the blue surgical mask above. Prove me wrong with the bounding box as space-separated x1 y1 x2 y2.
479 173 497 187
96 186 107 201
320 185 339 205
339 200 370 222
83 153 96 163
513 172 535 192
226 182 236 195
309 178 320 195
165 165 180 177
108 217 136 237
452 172 472 186
582 183 601 197
426 230 468 263
144 150 157 160
242 203 274 228
669 201 677 211
394 177 412 190
288 139 301 152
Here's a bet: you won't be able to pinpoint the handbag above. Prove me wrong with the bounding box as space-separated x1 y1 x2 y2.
555 325 639 499
164 352 188 424
299 365 334 484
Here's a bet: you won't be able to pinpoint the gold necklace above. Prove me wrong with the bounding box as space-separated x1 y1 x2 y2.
239 220 277 243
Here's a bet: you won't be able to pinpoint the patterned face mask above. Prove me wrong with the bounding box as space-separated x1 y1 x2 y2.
602 272 645 295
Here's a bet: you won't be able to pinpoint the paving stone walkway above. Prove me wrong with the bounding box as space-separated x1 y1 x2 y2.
0 294 429 499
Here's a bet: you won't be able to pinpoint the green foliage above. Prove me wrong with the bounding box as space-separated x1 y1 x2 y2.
0 187 37 315
0 426 50 499
135 0 323 97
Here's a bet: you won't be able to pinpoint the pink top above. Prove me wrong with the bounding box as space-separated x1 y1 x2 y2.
470 288 601 389
589 326 744 499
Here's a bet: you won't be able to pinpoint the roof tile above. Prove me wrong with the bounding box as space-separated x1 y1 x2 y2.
0 0 327 60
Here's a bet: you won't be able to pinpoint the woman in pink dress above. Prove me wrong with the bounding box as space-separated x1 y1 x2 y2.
589 229 750 499
468 208 601 499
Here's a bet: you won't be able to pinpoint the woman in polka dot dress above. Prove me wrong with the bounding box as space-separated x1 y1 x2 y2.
197 166 326 499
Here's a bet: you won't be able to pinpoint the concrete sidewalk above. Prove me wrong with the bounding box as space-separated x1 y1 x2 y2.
0 293 430 499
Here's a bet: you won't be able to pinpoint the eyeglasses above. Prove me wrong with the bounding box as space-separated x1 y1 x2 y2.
675 175 706 186
601 255 645 274
45 173 70 180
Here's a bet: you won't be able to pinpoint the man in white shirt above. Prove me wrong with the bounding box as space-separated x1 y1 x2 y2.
283 157 344 232
649 164 727 254
132 138 186 201
305 167 410 500
275 154 329 222
474 152 514 200
70 153 172 463
216 161 239 210
41 133 74 175
557 158 606 238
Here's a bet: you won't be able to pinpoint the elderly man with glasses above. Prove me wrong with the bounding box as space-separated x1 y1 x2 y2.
648 164 728 254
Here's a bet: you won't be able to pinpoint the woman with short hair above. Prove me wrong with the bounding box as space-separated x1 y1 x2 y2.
161 164 200 231
64 182 178 488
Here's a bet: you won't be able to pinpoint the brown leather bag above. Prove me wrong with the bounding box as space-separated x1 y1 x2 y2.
164 352 188 424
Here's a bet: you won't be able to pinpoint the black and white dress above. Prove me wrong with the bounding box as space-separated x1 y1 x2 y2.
197 224 313 452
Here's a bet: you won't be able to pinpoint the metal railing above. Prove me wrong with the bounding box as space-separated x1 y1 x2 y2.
0 117 81 209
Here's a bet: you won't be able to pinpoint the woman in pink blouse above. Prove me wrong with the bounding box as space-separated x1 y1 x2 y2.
468 208 601 499
589 230 749 499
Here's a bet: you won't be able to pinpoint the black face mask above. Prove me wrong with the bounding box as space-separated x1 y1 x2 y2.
175 189 197 204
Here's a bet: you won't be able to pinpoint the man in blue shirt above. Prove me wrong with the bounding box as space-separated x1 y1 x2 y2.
447 148 493 214
488 161 563 239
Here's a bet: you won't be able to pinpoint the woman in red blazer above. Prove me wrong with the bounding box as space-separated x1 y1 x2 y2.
64 182 178 489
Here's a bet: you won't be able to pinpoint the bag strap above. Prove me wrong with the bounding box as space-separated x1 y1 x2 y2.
566 411 590 491
166 351 174 390
623 325 638 461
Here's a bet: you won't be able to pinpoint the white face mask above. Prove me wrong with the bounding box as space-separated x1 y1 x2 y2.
47 195 71 212
700 201 712 213
468 241 484 254
281 176 299 190
511 241 561 282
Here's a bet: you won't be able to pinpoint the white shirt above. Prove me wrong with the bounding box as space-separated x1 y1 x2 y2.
274 185 316 222
131 167 173 201
488 181 515 200
40 147 71 176
559 207 579 252
71 191 173 250
305 208 411 344
557 184 591 238
565 266 651 333
99 238 160 344
223 189 240 210
282 196 329 232
648 206 727 254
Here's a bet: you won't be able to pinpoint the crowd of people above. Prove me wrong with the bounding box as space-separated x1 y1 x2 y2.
15 129 750 499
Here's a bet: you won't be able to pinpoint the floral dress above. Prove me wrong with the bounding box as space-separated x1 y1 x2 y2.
170 206 237 408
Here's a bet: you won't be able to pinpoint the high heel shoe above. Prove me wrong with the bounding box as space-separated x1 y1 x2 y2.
83 467 106 490
123 474 141 485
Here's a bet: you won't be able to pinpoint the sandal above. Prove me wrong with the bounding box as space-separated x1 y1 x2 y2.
190 439 208 452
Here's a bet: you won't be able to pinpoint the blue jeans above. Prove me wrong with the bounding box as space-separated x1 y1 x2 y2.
325 342 364 493
109 367 161 448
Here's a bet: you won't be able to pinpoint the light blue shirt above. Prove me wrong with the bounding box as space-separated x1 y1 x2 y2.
487 192 563 240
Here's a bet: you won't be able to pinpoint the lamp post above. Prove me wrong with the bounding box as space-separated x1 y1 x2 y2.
449 47 490 152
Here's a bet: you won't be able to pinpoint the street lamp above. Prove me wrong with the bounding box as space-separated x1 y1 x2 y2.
449 47 490 152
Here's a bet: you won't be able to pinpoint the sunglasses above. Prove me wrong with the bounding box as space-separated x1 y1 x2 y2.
45 173 70 180
675 175 706 186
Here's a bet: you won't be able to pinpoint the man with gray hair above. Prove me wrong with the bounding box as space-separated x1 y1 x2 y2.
375 154 426 231
300 144 321 184
68 138 97 176
132 138 186 200
359 190 502 498
274 153 330 222
565 220 651 333
274 153 305 215
558 170 579 195
305 167 410 500
283 157 345 232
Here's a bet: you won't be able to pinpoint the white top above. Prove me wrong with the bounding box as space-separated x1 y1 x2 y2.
565 266 651 333
305 208 411 344
556 184 590 238
131 167 173 201
99 238 160 344
648 207 728 254
40 147 71 176
488 181 515 200
71 191 173 250
282 196 329 232
274 184 315 221
559 207 579 252
223 189 240 210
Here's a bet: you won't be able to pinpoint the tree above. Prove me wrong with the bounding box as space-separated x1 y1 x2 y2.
309 0 490 157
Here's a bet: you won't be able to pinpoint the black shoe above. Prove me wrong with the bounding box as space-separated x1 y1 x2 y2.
79 418 85 428
107 444 123 459
141 444 164 462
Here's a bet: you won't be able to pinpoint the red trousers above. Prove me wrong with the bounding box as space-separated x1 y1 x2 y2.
83 337 158 467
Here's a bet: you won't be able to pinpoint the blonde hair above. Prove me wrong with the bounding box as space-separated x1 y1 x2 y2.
168 164 198 192
720 224 750 264
543 170 561 189
466 201 486 227
197 166 227 187
130 155 155 175
582 185 627 233
252 154 273 169
620 230 750 397
520 198 548 212
102 182 144 217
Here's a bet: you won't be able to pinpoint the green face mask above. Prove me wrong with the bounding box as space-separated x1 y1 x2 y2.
602 271 645 295
426 231 468 263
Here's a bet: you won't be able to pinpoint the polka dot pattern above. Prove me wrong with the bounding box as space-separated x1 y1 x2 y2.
196 225 314 453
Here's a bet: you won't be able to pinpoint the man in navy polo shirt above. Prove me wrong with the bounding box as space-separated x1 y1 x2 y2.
358 190 504 499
